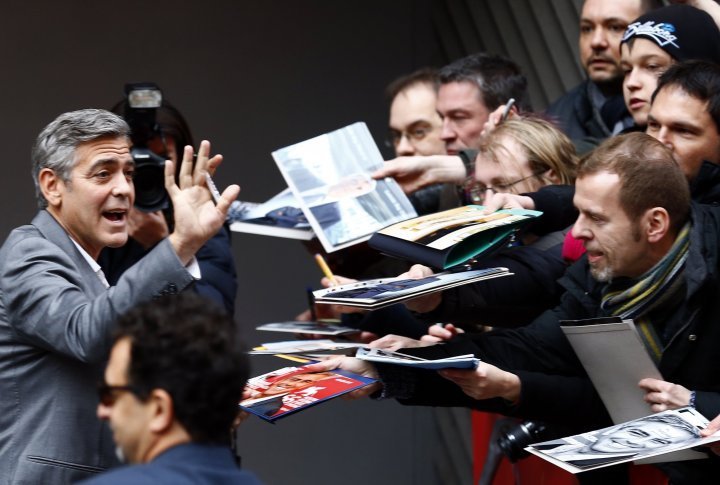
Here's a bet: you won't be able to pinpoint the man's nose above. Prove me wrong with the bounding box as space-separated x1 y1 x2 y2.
112 173 132 197
590 27 608 49
440 119 456 141
395 134 415 156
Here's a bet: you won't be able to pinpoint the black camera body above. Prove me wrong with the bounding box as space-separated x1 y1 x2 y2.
123 82 169 212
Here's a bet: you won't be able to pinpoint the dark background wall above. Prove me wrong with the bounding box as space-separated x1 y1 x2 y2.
0 1 583 483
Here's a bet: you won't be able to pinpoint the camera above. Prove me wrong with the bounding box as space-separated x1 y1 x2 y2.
496 420 547 462
122 82 169 212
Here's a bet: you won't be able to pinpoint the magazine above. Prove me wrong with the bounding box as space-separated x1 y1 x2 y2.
526 407 720 474
368 205 542 269
240 363 376 422
251 339 364 356
355 347 480 369
255 320 361 336
272 122 417 253
312 267 511 310
228 188 315 240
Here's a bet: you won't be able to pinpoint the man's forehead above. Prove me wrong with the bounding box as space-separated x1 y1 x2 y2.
653 86 710 117
75 136 132 165
437 81 483 106
574 171 621 208
581 0 642 23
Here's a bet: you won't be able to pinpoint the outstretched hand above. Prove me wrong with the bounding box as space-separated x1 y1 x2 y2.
480 191 535 214
372 155 467 194
439 362 520 403
167 140 240 264
304 356 382 399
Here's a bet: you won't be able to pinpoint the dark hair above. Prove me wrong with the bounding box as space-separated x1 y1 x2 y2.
113 294 249 445
110 98 195 158
438 53 531 111
385 68 438 102
578 132 690 233
653 60 720 135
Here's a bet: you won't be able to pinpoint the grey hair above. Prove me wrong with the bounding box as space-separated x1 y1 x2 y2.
32 109 130 208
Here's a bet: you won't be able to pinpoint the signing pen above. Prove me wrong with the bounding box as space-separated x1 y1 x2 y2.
314 253 338 286
204 172 222 204
501 98 516 122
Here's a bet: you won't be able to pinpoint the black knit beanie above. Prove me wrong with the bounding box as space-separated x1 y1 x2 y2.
621 4 720 64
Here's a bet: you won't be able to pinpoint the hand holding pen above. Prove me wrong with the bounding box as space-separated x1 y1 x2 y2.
314 253 339 286
480 98 516 139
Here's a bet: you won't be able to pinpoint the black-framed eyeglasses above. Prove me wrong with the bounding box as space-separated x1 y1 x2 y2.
97 382 140 406
385 124 434 148
464 170 547 205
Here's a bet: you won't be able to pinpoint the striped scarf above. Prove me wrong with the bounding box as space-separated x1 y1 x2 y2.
600 222 691 364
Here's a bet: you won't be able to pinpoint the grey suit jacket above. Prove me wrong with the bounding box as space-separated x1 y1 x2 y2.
0 210 195 484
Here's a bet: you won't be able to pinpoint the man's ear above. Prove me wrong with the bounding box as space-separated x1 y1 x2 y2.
644 207 670 243
543 168 562 185
148 389 175 434
38 168 63 208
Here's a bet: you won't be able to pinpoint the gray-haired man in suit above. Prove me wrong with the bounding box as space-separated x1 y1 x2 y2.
0 109 239 484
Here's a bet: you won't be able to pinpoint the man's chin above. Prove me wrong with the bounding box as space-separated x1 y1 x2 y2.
587 68 622 86
589 265 613 283
105 234 129 249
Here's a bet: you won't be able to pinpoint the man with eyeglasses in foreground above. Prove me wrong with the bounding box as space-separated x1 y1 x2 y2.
79 294 261 485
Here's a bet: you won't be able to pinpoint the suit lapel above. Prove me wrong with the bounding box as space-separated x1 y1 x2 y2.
31 210 107 295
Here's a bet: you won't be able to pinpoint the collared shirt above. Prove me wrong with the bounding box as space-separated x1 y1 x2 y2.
71 239 201 288
71 239 110 288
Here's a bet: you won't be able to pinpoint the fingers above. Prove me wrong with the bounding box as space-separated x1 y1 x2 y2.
420 335 442 343
164 160 178 195
407 264 433 279
637 377 662 390
426 324 453 340
214 184 241 215
344 382 382 400
701 414 720 437
303 357 343 373
357 331 380 344
178 145 195 188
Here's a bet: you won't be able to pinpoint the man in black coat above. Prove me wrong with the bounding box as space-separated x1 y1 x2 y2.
313 133 720 484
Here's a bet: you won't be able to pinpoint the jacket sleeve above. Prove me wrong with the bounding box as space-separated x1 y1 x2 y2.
1 235 194 363
421 244 567 328
193 225 238 315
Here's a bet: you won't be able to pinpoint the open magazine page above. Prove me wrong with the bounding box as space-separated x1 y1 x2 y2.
312 267 511 310
355 347 480 369
228 188 315 240
376 206 540 249
526 407 720 474
240 364 376 422
272 122 416 253
251 339 364 356
255 320 360 336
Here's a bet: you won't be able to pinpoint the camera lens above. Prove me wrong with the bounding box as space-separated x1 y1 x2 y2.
497 420 547 462
131 147 169 212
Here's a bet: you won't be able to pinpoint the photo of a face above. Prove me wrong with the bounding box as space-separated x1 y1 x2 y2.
537 411 704 470
590 419 697 454
262 372 336 397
